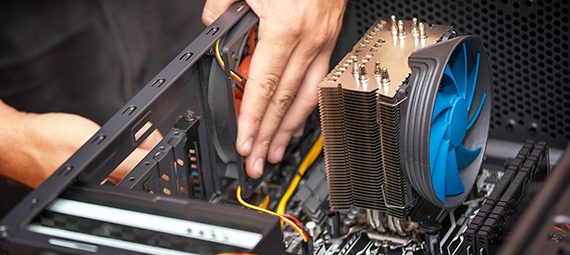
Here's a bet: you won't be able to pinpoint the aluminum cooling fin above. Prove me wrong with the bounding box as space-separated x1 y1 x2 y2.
318 16 492 218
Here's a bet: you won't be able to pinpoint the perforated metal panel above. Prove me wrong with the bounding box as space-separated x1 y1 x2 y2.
333 0 570 149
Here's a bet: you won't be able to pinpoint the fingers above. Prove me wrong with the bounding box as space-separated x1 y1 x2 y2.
237 39 301 177
243 48 313 170
235 22 297 157
240 29 335 175
292 122 305 138
234 0 347 179
202 0 240 26
266 51 332 164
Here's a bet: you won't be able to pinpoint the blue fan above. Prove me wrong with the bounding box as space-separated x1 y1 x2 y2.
429 42 487 202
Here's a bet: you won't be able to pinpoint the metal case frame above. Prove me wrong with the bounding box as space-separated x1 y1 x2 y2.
0 2 275 254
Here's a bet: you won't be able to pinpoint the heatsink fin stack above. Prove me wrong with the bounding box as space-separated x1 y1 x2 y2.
319 87 411 218
319 85 352 210
319 17 463 218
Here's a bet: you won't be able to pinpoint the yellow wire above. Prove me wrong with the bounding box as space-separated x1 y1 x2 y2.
215 40 225 67
236 4 245 12
236 186 308 242
277 134 323 228
258 195 270 209
215 40 243 84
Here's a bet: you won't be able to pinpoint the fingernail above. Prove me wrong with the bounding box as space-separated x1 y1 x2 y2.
243 137 253 155
274 146 286 162
254 158 264 176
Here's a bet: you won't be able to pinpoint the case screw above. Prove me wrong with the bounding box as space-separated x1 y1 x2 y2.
184 110 196 122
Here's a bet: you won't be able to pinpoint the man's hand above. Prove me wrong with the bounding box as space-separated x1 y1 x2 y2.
0 100 161 188
203 0 346 178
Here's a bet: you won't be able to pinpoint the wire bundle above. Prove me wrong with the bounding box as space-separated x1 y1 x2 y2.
223 28 323 240
236 185 308 242
235 134 324 243
215 39 246 88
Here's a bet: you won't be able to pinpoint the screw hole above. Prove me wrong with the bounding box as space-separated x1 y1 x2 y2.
529 122 538 135
524 0 532 6
506 119 516 132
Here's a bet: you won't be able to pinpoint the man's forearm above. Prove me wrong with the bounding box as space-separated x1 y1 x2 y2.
0 100 44 187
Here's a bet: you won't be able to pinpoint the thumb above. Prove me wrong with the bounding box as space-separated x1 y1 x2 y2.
202 0 241 26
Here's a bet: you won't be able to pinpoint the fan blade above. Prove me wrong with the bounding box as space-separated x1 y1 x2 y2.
456 144 482 169
443 65 459 93
430 115 450 172
439 89 455 103
467 93 487 130
466 53 480 110
451 43 468 96
433 92 452 121
433 139 450 202
445 148 466 196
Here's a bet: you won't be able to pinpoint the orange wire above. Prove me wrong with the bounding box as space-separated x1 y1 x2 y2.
249 27 256 55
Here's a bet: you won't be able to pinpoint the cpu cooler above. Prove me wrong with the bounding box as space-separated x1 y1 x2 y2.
319 17 492 219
